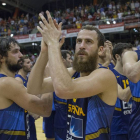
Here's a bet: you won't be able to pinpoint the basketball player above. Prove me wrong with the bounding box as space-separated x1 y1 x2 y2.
98 40 115 69
27 11 117 140
0 37 52 140
122 43 140 140
111 43 132 140
54 50 72 140
15 55 38 140
43 50 73 140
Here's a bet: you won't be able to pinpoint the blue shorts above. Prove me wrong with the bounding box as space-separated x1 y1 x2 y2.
29 115 37 140
54 128 67 140
43 111 55 138
111 134 128 140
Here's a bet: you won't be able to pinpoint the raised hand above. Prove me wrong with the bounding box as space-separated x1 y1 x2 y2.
37 11 62 47
104 46 112 62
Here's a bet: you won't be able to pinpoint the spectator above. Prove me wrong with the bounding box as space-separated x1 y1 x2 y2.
113 11 117 18
81 8 84 17
116 2 121 10
11 18 15 25
61 17 66 25
117 10 123 22
108 2 113 10
135 1 140 10
24 17 28 24
131 0 135 11
127 10 131 16
123 10 128 17
101 10 106 19
23 24 28 34
88 13 93 20
112 2 116 11
19 25 23 35
135 11 140 18
73 16 77 23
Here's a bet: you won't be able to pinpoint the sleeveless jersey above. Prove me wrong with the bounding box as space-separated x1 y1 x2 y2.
98 62 115 70
111 69 132 136
0 74 28 140
54 92 67 128
66 72 115 140
15 74 28 87
15 74 37 140
129 50 140 140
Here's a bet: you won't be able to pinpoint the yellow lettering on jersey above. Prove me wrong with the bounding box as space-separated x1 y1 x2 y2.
80 107 85 116
122 79 129 89
68 104 85 116
68 104 72 112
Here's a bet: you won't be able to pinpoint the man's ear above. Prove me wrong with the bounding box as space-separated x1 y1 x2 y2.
62 57 66 63
98 46 104 56
115 54 120 61
0 55 5 63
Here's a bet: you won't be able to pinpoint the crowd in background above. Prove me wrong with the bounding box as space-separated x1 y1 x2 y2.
0 0 140 37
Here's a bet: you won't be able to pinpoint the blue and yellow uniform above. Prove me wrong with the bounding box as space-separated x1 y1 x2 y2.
54 92 67 140
43 100 55 139
66 72 115 140
99 62 115 70
0 73 29 140
15 74 37 140
129 50 140 140
111 69 132 140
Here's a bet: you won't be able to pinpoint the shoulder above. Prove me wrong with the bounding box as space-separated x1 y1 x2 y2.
123 51 138 60
15 77 24 84
0 77 25 96
91 68 116 81
93 68 117 88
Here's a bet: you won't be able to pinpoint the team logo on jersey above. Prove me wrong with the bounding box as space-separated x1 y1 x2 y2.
73 98 77 103
69 116 83 138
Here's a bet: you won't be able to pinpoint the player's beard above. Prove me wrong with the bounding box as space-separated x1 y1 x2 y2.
6 58 22 73
73 49 98 73
23 65 31 73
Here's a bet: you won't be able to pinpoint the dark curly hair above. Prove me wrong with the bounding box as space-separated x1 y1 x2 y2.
112 43 133 60
0 37 19 58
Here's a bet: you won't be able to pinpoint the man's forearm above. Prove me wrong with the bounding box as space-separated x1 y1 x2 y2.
118 86 131 102
48 45 73 96
124 60 140 83
27 52 48 95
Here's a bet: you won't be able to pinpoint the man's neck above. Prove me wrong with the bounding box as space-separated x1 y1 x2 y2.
18 69 28 80
80 72 91 77
114 62 124 75
98 58 106 65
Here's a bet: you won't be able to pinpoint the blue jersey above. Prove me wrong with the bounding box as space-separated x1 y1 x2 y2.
129 50 140 140
15 74 28 87
53 73 81 129
15 74 37 140
99 62 115 70
43 97 55 138
54 93 67 128
111 69 132 136
66 72 115 140
0 74 28 140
